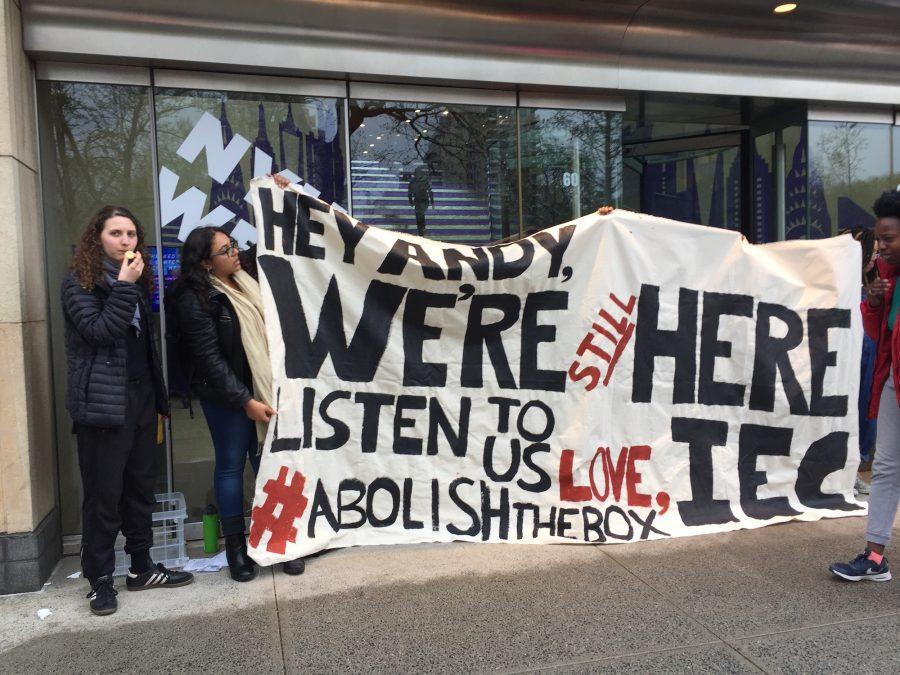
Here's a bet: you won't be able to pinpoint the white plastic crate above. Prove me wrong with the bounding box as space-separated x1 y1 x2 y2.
113 492 189 576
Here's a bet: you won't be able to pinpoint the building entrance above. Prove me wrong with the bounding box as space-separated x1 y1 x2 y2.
40 65 897 546
625 134 742 232
621 93 808 244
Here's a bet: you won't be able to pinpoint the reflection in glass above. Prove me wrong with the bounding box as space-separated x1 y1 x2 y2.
155 89 347 249
782 125 811 240
622 120 743 145
808 121 899 236
894 126 900 189
753 132 776 243
37 81 161 536
348 99 518 244
628 144 741 230
155 88 347 521
519 109 622 233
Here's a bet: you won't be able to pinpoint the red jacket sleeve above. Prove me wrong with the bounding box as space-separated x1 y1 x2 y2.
860 298 885 342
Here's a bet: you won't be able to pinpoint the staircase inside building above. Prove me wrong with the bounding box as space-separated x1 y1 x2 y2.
350 160 498 244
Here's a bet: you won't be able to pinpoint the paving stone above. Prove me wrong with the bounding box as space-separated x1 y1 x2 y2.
272 543 715 673
732 613 900 674
0 605 282 674
531 642 761 674
599 515 900 639
0 552 279 667
3 521 899 672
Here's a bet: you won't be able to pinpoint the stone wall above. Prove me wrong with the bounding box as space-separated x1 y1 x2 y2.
0 0 60 594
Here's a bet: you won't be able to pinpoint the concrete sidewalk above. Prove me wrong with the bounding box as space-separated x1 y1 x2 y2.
1 513 898 674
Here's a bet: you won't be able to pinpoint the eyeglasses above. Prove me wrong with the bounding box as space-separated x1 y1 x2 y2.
210 239 239 257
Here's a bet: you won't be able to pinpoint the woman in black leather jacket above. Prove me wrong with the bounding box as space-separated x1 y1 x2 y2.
171 225 304 581
62 206 192 616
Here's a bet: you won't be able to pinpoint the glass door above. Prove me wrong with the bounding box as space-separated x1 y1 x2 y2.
152 72 348 525
37 75 164 538
518 107 623 235
624 134 742 231
347 84 519 245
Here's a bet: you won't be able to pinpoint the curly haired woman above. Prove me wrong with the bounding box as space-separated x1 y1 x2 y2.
62 206 193 616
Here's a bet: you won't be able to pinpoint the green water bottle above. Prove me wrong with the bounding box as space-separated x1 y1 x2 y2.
202 504 220 554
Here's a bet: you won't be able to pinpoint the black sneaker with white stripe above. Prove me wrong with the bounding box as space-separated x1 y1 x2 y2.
126 562 194 591
87 575 118 616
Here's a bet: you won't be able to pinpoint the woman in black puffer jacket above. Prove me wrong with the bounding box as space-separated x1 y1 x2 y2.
170 225 305 581
62 206 192 617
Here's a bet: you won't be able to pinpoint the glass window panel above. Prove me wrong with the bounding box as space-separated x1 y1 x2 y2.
753 132 777 243
154 87 347 521
624 91 744 129
519 109 623 234
893 125 900 187
622 120 743 145
622 157 642 213
783 125 808 239
348 99 518 244
155 88 347 247
808 121 895 236
36 81 160 536
630 144 742 230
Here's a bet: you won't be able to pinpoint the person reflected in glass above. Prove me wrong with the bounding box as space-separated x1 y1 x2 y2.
62 206 193 616
408 166 434 237
831 190 900 582
171 219 305 581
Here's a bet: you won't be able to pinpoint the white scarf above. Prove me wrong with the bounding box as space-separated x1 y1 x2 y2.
209 270 272 444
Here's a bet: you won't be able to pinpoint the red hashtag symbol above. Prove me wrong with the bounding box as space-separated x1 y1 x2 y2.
249 466 308 554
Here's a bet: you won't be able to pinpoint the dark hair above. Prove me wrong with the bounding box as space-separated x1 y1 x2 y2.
873 190 900 220
171 226 227 303
839 226 876 282
855 227 876 268
71 205 152 291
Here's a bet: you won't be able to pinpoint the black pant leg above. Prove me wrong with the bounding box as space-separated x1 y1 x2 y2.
415 206 427 236
77 423 131 582
120 379 158 557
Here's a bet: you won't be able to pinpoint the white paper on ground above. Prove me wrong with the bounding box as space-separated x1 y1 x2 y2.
182 550 229 573
36 608 52 620
66 571 81 579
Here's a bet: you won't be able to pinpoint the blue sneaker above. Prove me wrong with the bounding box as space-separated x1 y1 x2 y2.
829 550 891 582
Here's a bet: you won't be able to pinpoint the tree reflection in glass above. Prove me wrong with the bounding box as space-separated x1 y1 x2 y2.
348 100 518 244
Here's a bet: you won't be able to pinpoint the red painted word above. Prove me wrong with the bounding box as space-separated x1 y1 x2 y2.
568 292 636 391
249 466 309 554
559 446 670 514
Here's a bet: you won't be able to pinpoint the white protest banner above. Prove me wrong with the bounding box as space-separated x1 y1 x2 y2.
245 176 864 565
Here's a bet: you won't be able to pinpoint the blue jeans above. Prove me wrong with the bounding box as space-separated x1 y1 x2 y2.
200 400 260 531
859 334 878 461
